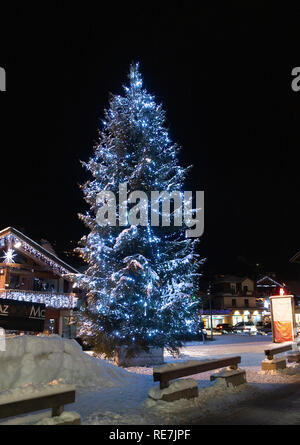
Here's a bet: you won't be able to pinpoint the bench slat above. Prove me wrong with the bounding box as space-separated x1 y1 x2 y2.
0 390 75 420
153 356 241 389
264 344 292 358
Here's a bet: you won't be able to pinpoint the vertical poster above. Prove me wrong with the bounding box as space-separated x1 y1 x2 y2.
270 295 295 343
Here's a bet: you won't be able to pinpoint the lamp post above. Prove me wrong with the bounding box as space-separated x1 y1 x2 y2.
207 283 213 340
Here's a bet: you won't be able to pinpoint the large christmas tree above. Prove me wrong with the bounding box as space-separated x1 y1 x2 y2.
76 64 202 359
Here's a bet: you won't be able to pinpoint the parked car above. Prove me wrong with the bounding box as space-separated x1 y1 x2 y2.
255 321 264 330
232 321 257 335
257 322 272 335
215 323 233 333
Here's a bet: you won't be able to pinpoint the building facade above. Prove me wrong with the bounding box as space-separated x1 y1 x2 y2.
201 275 267 328
200 268 300 330
255 274 288 323
0 227 81 336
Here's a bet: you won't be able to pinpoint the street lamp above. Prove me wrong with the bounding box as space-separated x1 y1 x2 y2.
207 283 213 340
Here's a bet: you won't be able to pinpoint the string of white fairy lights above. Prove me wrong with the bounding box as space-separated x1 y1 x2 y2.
0 234 72 276
0 234 78 309
0 289 77 309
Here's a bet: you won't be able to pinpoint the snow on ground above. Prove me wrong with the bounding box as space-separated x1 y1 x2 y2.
80 335 300 425
148 378 198 401
1 334 300 425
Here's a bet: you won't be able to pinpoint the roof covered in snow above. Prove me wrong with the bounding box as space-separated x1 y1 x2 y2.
0 227 79 276
256 275 285 288
290 251 300 264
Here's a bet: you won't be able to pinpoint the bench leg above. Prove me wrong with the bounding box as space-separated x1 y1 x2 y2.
261 357 286 371
210 369 246 387
160 379 169 389
52 405 64 417
229 364 238 370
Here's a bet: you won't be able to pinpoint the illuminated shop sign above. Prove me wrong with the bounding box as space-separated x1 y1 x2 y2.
0 299 45 332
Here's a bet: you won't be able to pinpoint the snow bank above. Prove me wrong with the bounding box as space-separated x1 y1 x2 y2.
0 380 73 404
0 335 138 391
36 411 81 425
145 377 251 420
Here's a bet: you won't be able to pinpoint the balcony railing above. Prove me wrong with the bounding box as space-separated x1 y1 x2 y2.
0 289 78 309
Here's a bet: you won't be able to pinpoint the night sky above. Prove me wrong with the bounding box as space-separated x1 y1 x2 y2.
1 5 299 278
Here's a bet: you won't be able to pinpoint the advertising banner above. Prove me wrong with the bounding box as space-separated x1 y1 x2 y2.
270 295 295 343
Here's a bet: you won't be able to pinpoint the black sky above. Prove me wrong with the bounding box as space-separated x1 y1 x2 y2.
0 4 299 278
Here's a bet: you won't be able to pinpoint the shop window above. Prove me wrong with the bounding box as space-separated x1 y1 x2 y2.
252 314 261 324
63 280 69 293
9 274 20 289
34 278 58 292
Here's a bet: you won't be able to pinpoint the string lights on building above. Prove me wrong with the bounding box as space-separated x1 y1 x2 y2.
0 290 78 309
2 248 16 264
0 233 72 276
0 229 80 310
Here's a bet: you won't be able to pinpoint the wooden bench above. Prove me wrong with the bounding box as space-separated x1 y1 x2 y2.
284 340 300 363
0 386 81 425
150 356 245 402
262 341 300 371
264 344 293 361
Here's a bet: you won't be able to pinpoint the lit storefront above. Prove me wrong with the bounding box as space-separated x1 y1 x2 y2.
200 308 265 327
199 310 231 328
232 310 243 324
252 310 261 323
231 309 263 325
